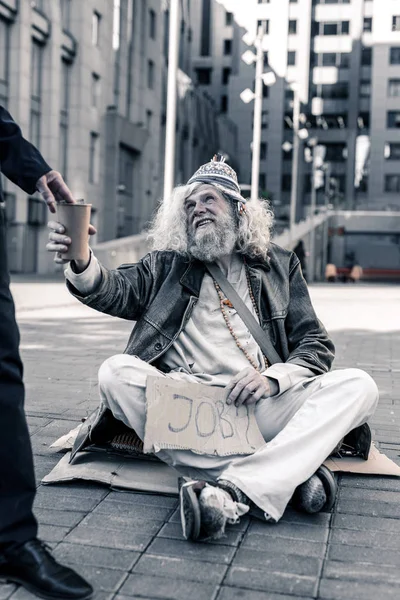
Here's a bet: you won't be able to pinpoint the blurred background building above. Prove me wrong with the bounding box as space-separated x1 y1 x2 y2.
1 0 400 275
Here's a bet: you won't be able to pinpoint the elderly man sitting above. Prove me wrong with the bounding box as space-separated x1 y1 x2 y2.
47 156 378 542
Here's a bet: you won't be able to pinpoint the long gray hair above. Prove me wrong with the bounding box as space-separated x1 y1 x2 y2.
147 183 274 261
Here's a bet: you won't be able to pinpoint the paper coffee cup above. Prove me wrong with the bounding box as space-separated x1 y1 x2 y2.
56 202 92 261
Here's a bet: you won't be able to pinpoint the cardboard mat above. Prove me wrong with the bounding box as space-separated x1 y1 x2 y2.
43 428 400 494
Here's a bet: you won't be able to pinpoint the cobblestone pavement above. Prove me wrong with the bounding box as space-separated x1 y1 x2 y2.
2 278 400 600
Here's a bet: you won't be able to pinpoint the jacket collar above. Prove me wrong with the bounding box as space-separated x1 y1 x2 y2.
179 250 271 296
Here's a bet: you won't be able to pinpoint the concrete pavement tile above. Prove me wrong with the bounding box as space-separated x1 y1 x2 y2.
38 419 83 438
337 498 400 518
217 588 314 600
319 579 400 600
80 513 162 535
323 560 400 585
233 548 322 577
241 533 326 558
338 486 400 503
53 542 140 570
225 566 318 597
37 524 71 543
33 492 101 512
29 435 57 456
133 554 227 584
330 527 400 550
157 522 243 546
339 475 400 491
327 543 400 566
26 416 52 434
279 507 331 527
147 538 236 564
106 491 178 508
332 512 400 533
93 500 174 521
248 520 329 542
35 483 108 500
0 584 17 599
67 565 127 592
119 573 218 600
64 525 153 551
33 508 86 528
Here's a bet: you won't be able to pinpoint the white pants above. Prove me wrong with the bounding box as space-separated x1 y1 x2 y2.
98 355 379 522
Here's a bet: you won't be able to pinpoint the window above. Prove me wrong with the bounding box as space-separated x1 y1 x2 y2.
281 175 292 191
323 23 338 36
314 0 350 3
358 112 370 130
223 39 232 55
322 21 349 36
147 59 154 89
318 82 349 99
201 0 211 56
392 16 400 32
262 82 269 98
30 40 43 100
263 53 269 68
221 95 228 113
196 68 211 85
363 18 372 33
360 80 371 98
385 175 400 192
89 132 99 183
257 20 269 34
387 111 400 128
388 79 400 97
361 47 372 66
261 110 268 129
385 143 400 160
149 9 156 39
390 47 400 64
258 0 270 3
288 20 297 34
260 142 267 160
91 73 100 107
259 173 266 190
0 17 10 102
322 53 336 66
288 51 296 66
92 11 101 46
226 12 233 26
222 67 231 85
324 143 346 162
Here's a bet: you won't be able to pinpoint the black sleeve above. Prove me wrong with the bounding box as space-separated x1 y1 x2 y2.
0 105 51 194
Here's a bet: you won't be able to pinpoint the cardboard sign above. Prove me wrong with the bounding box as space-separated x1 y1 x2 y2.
144 376 266 456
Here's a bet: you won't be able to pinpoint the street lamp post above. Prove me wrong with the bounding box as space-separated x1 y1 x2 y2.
250 27 264 202
163 0 180 199
240 28 276 202
289 86 300 242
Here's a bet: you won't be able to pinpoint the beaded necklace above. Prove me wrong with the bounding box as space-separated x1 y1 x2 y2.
212 265 269 372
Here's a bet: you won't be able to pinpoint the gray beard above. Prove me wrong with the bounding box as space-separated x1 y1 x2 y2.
188 212 237 262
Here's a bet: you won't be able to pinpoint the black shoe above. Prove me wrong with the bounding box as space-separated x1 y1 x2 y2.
292 465 337 514
0 538 93 600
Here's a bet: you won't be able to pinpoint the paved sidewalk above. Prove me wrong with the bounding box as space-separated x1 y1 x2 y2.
2 280 400 600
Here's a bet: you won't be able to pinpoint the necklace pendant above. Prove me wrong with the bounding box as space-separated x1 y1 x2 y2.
222 299 233 308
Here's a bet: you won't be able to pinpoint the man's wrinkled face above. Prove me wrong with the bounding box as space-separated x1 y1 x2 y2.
184 184 238 261
184 185 230 238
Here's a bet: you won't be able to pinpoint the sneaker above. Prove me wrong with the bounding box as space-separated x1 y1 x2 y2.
180 481 249 541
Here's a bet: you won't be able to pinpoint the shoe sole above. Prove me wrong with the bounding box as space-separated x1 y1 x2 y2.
180 483 201 541
0 576 93 600
316 465 337 512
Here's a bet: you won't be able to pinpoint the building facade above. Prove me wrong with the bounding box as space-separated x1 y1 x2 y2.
193 0 400 220
0 0 237 273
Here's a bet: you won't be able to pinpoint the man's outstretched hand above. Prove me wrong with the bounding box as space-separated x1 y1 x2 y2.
36 170 75 213
225 367 271 407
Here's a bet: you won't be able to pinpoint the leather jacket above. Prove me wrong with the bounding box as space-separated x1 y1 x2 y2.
68 243 335 373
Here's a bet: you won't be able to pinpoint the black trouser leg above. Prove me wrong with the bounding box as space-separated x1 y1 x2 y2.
0 206 37 544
